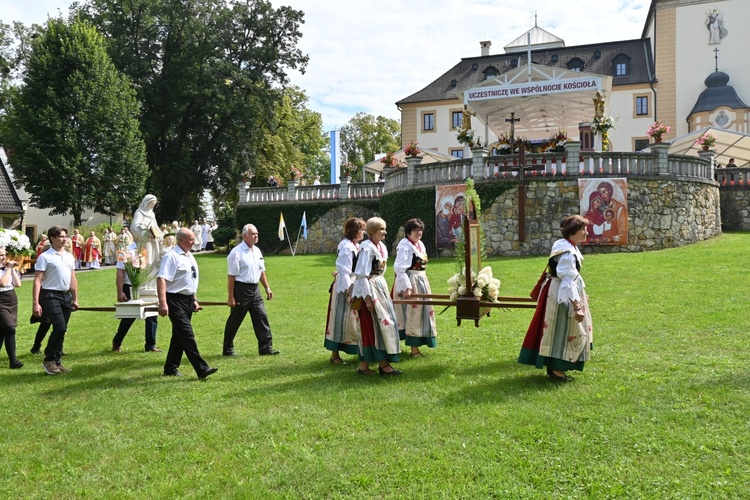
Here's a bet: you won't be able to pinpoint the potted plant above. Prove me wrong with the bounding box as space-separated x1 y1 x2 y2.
404 140 420 157
647 121 670 143
289 166 301 180
380 151 398 168
695 133 717 151
341 162 358 178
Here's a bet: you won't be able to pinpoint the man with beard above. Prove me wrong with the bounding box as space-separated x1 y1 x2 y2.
596 181 628 244
435 195 455 250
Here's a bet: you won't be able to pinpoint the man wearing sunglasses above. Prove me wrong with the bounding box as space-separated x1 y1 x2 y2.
157 228 217 379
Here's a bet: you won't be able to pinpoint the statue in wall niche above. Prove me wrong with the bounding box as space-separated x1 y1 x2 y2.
706 9 728 45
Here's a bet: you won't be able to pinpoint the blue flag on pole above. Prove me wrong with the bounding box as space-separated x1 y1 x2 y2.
301 211 308 240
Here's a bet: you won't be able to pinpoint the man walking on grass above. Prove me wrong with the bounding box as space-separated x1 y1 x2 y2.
33 225 78 375
222 224 279 357
157 228 217 379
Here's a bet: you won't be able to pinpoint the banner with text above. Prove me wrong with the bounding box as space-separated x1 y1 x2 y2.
466 77 602 102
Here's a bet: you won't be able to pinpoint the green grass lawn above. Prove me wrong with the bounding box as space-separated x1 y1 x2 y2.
2 234 749 498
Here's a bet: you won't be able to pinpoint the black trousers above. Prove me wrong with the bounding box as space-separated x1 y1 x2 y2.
40 290 72 363
223 282 273 353
112 284 158 350
163 293 209 375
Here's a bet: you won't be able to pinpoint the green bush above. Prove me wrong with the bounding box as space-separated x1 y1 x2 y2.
236 200 379 254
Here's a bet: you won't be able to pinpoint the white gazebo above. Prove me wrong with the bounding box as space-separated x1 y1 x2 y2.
459 63 613 142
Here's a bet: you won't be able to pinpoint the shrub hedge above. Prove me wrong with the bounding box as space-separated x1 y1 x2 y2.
234 180 517 256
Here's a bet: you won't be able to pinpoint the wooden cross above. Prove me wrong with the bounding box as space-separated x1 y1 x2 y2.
505 112 520 144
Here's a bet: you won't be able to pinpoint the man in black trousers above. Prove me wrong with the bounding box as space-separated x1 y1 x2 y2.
222 223 279 357
157 228 217 379
32 225 78 375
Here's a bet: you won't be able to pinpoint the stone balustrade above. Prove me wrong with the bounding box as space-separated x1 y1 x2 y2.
238 143 715 206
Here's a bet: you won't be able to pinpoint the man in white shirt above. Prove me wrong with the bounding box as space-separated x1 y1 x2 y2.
33 225 78 375
222 224 278 356
157 228 217 379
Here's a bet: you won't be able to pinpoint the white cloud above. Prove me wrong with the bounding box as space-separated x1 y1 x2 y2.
1 0 651 130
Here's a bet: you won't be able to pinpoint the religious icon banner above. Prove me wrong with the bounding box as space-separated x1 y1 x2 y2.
435 184 467 250
578 178 628 245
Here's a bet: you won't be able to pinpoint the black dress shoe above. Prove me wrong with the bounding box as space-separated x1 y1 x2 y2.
30 347 41 355
10 359 24 369
547 369 573 382
259 349 280 356
198 367 218 379
164 370 183 377
223 350 237 356
378 365 402 376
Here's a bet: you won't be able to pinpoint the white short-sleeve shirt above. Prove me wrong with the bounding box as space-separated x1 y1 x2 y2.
226 241 265 283
158 246 198 295
35 248 75 291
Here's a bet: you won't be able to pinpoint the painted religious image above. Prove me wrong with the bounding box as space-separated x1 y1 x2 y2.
578 178 628 245
435 184 467 250
706 9 728 45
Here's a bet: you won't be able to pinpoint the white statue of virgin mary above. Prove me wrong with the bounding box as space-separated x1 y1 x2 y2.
131 194 162 270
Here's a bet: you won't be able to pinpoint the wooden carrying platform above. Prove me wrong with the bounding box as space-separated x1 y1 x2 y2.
392 197 536 327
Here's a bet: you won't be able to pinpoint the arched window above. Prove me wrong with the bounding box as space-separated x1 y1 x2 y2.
567 58 584 72
612 54 630 77
483 66 498 80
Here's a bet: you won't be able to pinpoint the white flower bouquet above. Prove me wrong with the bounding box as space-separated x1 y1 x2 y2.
447 266 500 302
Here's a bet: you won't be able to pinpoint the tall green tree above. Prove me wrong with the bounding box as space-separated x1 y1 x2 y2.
78 0 309 221
340 112 401 168
252 85 326 186
4 17 148 226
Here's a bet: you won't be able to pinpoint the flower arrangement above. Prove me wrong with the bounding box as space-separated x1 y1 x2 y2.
591 116 617 135
544 131 568 153
647 120 670 140
457 128 478 148
695 133 717 150
289 166 301 180
446 266 500 302
341 162 358 177
380 151 399 168
404 140 421 157
117 237 158 300
0 228 33 257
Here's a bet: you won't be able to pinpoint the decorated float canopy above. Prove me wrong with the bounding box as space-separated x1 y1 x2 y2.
459 63 613 141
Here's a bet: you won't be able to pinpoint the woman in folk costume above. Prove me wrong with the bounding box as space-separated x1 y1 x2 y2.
324 217 366 365
351 217 402 376
82 231 102 269
518 215 593 382
71 229 84 269
392 218 436 358
0 247 23 369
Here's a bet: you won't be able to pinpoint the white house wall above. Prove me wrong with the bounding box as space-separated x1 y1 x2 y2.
674 1 749 134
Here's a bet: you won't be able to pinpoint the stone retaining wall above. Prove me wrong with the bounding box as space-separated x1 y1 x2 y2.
482 177 721 256
282 177 721 256
719 187 750 231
